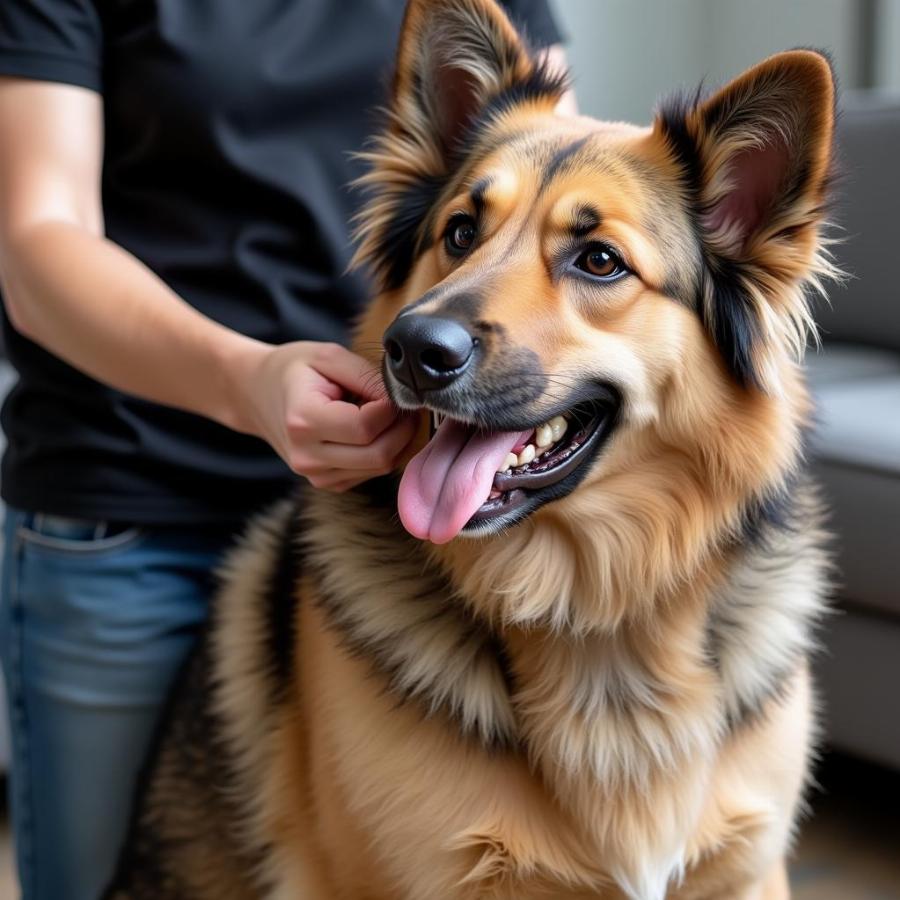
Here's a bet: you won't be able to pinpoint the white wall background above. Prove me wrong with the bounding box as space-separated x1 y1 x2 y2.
549 0 878 123
875 0 900 90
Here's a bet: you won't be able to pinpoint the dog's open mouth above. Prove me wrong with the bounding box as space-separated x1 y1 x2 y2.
398 398 618 543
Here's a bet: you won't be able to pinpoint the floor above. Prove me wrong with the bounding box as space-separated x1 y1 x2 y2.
1 752 898 898
790 752 900 900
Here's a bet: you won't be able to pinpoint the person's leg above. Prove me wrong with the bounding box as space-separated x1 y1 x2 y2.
0 510 237 900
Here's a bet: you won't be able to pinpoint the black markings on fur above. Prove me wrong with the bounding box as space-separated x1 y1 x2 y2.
106 501 311 898
445 58 567 189
377 172 448 291
438 291 485 326
725 667 799 734
314 572 517 752
738 477 799 550
706 583 803 735
368 53 567 292
739 425 814 550
354 471 402 509
540 135 592 192
706 478 828 733
104 641 264 898
570 204 601 237
422 342 547 430
471 58 569 137
304 490 519 751
657 92 769 389
262 496 305 701
470 176 492 219
547 206 604 281
656 89 706 196
400 279 458 316
705 264 763 389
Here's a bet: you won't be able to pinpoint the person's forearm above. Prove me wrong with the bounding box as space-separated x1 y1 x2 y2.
0 78 413 494
0 219 265 432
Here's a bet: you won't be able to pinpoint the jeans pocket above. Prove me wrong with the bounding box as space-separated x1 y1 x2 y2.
15 513 147 557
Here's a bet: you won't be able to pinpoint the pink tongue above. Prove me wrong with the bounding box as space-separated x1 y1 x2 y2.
398 419 530 544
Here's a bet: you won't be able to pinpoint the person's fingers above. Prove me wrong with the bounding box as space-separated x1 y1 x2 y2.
284 408 414 475
307 342 387 402
316 413 418 471
295 395 400 446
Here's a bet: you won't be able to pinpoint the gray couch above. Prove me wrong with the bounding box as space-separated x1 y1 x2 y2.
807 93 900 770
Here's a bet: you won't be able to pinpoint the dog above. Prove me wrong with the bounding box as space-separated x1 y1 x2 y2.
106 1 838 897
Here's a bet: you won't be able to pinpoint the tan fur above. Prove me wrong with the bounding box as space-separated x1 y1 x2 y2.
239 489 819 900
109 3 837 899
250 499 818 899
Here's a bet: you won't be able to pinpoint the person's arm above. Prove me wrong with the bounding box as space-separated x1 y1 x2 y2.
0 77 416 491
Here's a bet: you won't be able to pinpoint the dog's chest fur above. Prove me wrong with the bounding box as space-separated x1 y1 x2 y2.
213 485 824 899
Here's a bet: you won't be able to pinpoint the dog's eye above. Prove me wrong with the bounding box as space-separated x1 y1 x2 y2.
574 245 627 280
444 216 477 257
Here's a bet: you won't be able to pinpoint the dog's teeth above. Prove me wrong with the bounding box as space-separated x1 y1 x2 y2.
517 444 536 467
549 415 567 442
535 423 553 449
498 452 517 473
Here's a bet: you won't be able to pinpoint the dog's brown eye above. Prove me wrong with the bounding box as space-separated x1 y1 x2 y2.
444 216 477 257
575 245 627 280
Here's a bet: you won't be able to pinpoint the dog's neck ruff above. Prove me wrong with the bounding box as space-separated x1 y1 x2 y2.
300 479 827 756
301 487 518 749
297 484 827 900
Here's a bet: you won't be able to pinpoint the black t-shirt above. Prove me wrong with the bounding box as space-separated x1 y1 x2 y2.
0 0 561 525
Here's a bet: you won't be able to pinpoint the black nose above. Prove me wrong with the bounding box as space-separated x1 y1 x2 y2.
383 314 476 392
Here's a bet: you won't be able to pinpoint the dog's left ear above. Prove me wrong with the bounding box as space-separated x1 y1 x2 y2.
394 0 544 156
354 0 567 289
656 50 837 392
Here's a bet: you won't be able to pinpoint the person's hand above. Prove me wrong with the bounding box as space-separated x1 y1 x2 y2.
235 341 418 492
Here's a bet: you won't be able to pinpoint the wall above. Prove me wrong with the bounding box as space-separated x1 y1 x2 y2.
875 0 900 90
549 0 868 123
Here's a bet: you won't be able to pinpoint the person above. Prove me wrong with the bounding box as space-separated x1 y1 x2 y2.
0 1 568 898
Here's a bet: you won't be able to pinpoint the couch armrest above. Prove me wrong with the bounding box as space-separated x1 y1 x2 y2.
817 93 900 351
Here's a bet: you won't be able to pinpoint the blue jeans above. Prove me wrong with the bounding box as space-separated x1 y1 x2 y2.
0 508 237 900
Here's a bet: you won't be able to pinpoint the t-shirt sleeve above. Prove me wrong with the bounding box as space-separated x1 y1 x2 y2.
0 0 102 93
499 0 565 49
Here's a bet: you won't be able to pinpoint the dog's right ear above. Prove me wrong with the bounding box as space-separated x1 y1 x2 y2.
392 0 558 157
354 0 567 289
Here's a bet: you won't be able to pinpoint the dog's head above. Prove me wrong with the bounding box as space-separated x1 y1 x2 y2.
354 0 836 556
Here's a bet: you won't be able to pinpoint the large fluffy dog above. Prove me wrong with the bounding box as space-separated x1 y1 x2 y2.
107 2 838 897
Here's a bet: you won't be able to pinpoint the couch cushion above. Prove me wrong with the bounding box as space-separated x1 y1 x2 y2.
817 95 900 351
810 376 900 475
811 460 900 617
806 343 900 386
815 606 900 771
806 343 900 617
